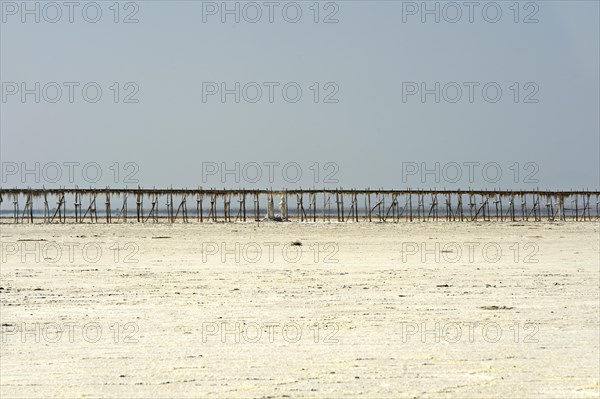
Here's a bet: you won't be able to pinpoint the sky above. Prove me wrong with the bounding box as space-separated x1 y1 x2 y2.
1 0 599 190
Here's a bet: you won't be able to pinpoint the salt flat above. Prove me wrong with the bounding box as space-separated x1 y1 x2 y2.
1 222 598 398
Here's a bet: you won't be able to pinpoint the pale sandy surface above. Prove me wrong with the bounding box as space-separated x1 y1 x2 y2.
0 222 599 398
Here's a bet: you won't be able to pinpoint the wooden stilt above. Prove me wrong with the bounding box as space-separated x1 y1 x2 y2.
254 192 259 222
200 192 205 222
12 193 18 224
105 192 111 224
339 192 344 222
408 192 412 222
312 193 317 222
323 191 328 222
43 191 49 223
118 193 128 222
243 192 247 222
136 192 142 222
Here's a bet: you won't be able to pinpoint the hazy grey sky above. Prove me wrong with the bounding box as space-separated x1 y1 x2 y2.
1 1 599 190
